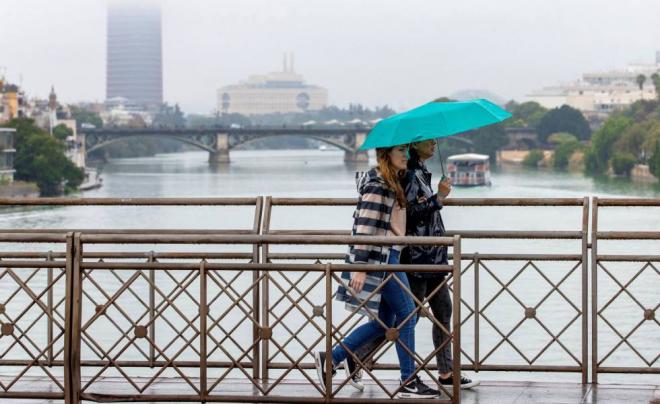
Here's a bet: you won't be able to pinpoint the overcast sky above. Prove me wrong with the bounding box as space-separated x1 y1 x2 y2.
1 0 659 113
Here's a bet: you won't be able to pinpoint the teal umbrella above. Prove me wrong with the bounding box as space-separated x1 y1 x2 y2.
359 98 512 151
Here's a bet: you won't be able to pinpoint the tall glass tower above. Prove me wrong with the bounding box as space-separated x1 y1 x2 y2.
106 0 163 107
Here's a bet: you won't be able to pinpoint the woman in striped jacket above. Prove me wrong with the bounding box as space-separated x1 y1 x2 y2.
315 145 439 399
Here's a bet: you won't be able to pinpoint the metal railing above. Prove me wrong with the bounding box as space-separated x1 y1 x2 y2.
0 232 461 403
591 197 660 383
0 196 659 402
262 197 591 382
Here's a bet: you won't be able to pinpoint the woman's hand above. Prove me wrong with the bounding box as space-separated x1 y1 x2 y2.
437 177 452 199
350 272 367 293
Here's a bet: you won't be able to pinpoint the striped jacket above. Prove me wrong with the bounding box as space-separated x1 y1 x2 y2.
335 168 399 317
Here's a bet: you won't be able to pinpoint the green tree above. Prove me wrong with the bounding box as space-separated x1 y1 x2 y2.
610 152 637 176
537 105 591 143
614 121 654 161
651 73 660 100
553 139 582 169
52 123 73 141
522 149 544 168
584 115 632 175
649 143 660 179
505 101 548 128
6 118 84 196
636 74 646 99
70 106 103 129
464 123 508 163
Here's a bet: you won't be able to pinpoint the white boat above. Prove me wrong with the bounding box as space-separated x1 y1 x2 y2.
79 168 103 191
447 153 491 186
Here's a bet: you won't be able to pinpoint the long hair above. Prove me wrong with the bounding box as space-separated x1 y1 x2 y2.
408 144 421 167
376 147 407 208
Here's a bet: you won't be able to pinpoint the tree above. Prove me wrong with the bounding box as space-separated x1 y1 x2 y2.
52 123 73 141
536 105 591 143
522 150 544 168
553 139 582 169
6 118 84 196
464 123 508 162
636 74 646 99
651 73 660 100
610 152 636 176
584 115 632 175
69 106 103 129
649 143 660 179
506 101 548 128
614 121 653 161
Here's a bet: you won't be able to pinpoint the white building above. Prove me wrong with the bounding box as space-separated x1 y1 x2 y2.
526 53 659 117
218 54 328 116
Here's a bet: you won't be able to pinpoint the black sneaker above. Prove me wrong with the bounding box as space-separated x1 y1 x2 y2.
439 373 480 389
314 351 336 391
398 375 440 399
341 356 364 391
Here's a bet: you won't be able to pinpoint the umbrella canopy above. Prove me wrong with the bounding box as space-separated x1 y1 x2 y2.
359 98 512 150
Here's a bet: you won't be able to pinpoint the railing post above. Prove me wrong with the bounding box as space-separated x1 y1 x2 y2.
260 196 273 382
64 232 82 404
148 251 156 368
581 197 589 384
324 263 332 400
452 236 462 404
474 253 480 374
199 260 208 401
252 196 263 380
47 250 54 367
591 197 599 384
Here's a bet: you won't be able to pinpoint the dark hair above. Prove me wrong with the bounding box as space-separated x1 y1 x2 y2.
376 147 407 208
407 145 421 166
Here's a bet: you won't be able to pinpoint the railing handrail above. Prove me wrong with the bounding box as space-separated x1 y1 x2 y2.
76 234 456 245
268 197 588 206
0 197 260 206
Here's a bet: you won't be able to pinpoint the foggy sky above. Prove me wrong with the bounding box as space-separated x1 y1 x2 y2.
1 0 659 113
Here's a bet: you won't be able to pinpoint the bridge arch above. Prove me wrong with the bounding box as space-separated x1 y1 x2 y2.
83 127 370 164
85 134 217 155
230 134 357 153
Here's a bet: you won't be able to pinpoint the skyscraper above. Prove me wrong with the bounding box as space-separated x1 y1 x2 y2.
106 0 163 107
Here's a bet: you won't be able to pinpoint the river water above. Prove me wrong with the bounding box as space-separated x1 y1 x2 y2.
0 149 657 389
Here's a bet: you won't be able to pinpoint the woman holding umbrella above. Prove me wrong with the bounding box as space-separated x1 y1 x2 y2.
405 138 479 389
315 144 440 399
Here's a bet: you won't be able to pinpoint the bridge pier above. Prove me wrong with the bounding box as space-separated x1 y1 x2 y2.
343 150 369 163
209 133 230 165
343 132 369 163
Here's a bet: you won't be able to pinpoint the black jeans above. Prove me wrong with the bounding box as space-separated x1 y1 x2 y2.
353 274 453 374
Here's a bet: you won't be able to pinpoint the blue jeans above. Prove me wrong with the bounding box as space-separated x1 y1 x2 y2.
331 250 416 381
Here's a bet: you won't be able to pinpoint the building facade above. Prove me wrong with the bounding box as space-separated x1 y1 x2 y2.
526 52 660 118
0 128 16 183
218 54 328 116
106 0 163 108
0 78 27 124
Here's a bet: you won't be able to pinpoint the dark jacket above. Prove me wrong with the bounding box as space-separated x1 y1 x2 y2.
403 158 448 278
336 168 398 316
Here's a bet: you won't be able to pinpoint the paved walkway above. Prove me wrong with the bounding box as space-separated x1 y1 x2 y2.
2 378 659 403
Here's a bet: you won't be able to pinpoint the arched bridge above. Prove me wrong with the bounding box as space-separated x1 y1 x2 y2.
82 127 370 164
